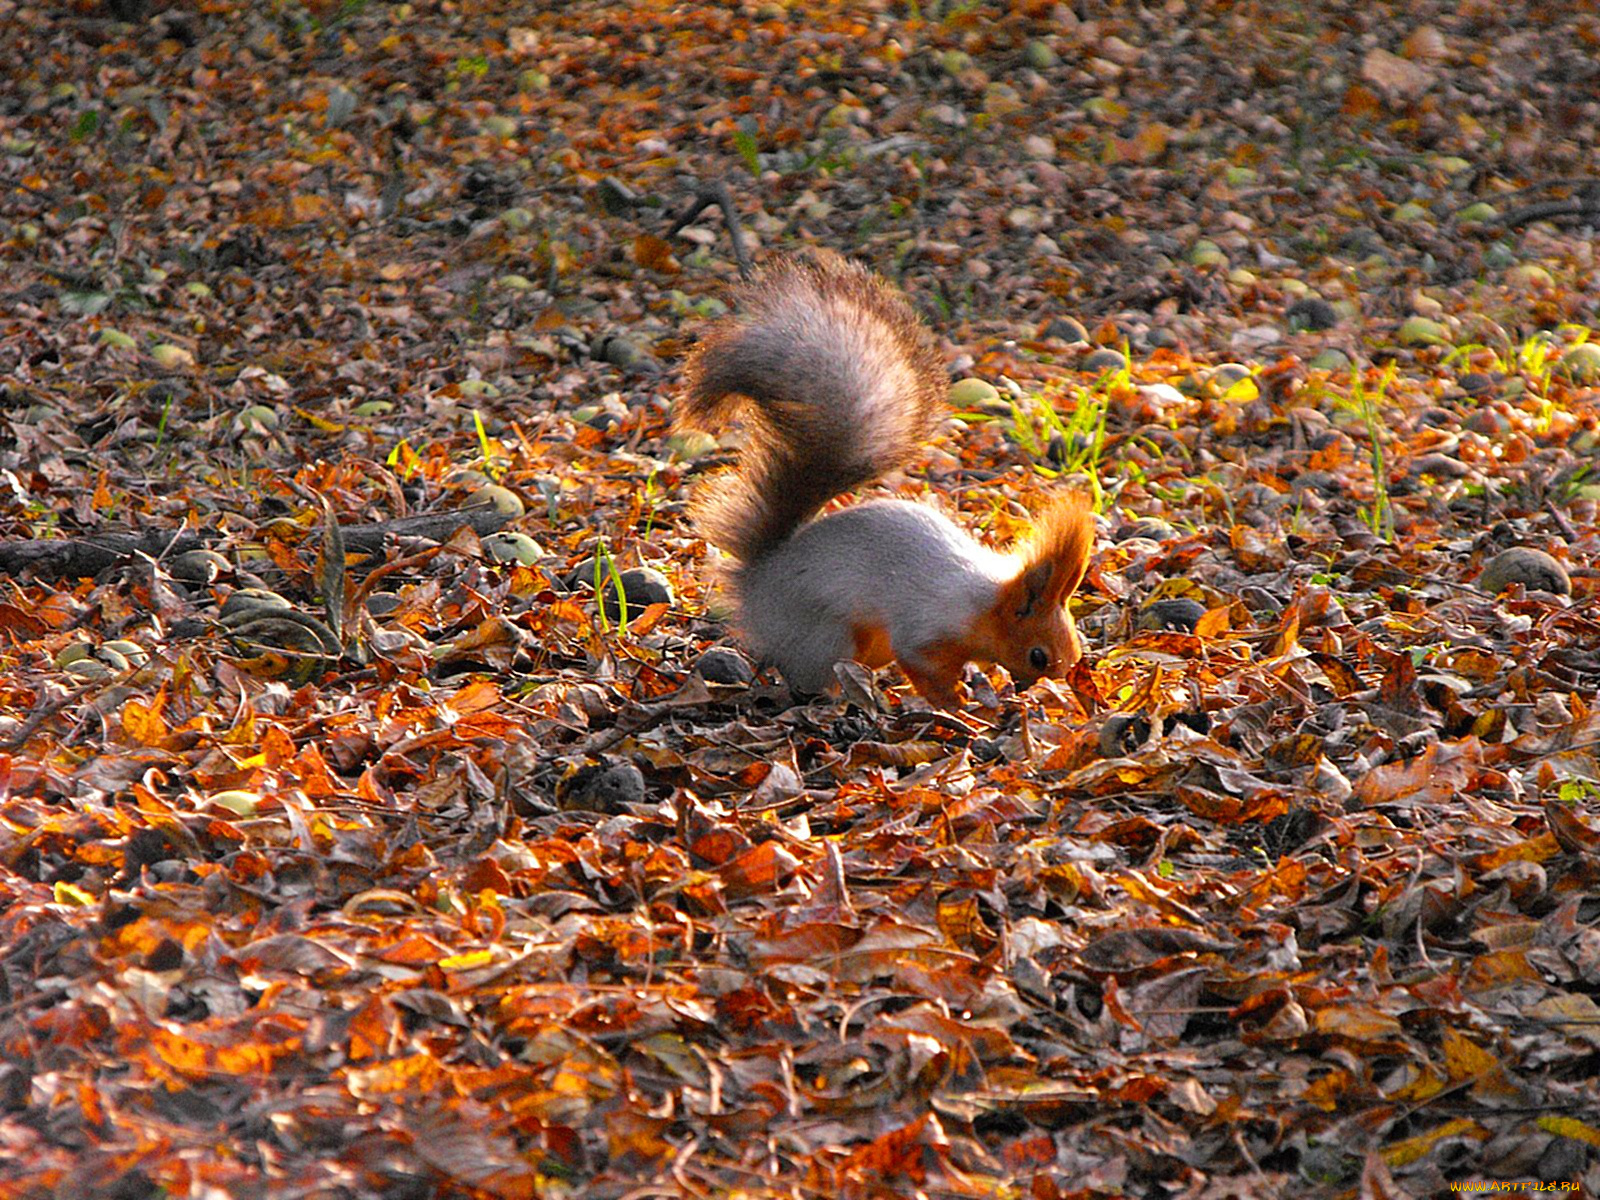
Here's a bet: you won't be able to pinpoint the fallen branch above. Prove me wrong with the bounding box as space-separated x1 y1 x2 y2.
0 504 511 580
667 180 753 279
1497 196 1600 229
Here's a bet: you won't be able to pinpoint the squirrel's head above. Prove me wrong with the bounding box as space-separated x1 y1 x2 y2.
990 494 1094 689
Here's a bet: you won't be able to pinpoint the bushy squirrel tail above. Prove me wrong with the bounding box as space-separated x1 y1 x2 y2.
677 252 946 564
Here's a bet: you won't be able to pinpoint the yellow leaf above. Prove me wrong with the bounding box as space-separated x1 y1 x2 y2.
294 406 347 433
1387 1063 1446 1103
54 880 96 906
1440 1027 1519 1098
1220 376 1260 402
1538 1115 1600 1148
1302 1068 1354 1112
1381 1117 1486 1167
440 949 495 971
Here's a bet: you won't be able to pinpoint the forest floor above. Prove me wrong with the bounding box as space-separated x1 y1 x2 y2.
2 1 1600 1197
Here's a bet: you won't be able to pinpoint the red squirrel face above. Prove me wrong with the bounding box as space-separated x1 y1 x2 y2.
992 492 1094 691
992 543 1088 689
982 493 1095 694
1003 606 1082 687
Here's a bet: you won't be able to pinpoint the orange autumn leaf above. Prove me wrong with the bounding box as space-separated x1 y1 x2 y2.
121 689 170 747
290 192 332 221
632 233 679 274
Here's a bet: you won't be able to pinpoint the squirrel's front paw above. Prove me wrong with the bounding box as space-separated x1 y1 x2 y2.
900 665 964 709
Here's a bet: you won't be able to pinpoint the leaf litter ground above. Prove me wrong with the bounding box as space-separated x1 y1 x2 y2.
2 1 1600 1197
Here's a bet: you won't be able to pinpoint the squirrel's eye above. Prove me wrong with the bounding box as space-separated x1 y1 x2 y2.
1028 647 1050 672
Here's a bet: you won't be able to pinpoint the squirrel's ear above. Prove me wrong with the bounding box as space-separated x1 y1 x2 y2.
1014 559 1058 618
1053 539 1090 601
1013 552 1086 617
1007 495 1094 617
1020 494 1093 609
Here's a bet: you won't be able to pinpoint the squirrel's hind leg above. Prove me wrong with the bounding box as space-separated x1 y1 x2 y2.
763 623 855 697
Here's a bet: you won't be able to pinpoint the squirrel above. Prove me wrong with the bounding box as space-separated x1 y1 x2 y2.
676 251 1094 706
